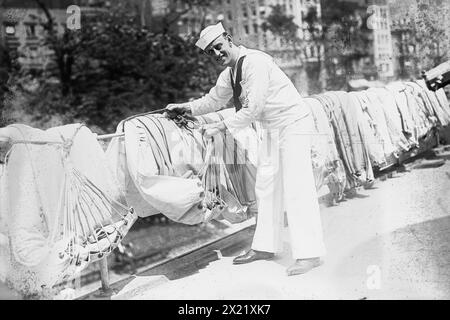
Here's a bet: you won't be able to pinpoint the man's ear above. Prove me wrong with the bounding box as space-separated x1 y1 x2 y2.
225 33 233 45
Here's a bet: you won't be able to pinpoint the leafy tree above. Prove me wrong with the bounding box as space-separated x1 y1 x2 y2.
263 1 372 92
32 0 79 96
0 41 18 127
0 45 8 126
154 0 212 34
262 4 299 48
390 0 448 80
301 6 326 93
414 0 447 67
6 0 221 133
317 0 372 90
262 4 322 93
410 0 448 73
67 4 220 132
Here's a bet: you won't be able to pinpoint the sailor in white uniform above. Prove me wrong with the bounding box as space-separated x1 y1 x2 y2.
166 22 326 275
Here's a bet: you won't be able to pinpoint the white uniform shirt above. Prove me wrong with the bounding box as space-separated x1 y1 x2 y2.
190 46 310 131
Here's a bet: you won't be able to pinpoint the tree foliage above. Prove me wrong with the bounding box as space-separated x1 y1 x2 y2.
389 0 448 79
409 0 448 72
308 0 372 89
262 4 299 46
3 0 221 133
263 1 372 91
0 45 8 126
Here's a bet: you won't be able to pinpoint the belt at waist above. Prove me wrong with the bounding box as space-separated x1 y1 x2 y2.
258 111 310 129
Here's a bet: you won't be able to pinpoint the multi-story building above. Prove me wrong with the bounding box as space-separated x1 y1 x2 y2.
389 0 449 79
172 0 323 94
0 0 101 71
390 19 414 79
2 0 323 94
342 0 395 81
446 2 450 61
371 0 394 79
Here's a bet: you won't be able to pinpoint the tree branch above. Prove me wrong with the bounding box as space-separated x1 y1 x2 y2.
161 0 210 33
33 0 54 32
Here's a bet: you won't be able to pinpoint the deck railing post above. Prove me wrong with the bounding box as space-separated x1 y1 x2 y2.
94 258 115 298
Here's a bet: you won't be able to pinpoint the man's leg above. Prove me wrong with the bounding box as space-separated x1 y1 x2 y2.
233 129 283 264
281 117 326 274
251 128 284 254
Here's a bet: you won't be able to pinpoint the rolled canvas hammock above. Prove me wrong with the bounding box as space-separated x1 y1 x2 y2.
106 110 256 225
0 124 136 296
198 137 249 224
0 79 447 297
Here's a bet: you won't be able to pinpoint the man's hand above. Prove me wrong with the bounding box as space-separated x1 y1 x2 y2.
201 122 226 138
164 103 192 119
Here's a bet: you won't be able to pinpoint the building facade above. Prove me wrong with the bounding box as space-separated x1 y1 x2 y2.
389 0 450 80
2 0 323 94
342 0 395 81
371 0 394 79
171 0 322 94
0 0 101 71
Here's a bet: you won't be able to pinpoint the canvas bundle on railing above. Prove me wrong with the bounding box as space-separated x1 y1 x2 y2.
106 110 258 225
0 124 136 297
304 81 450 189
0 78 448 298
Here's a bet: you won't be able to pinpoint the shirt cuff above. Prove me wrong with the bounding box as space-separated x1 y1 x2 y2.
189 102 202 116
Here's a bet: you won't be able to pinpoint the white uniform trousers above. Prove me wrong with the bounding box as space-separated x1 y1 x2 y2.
251 115 326 259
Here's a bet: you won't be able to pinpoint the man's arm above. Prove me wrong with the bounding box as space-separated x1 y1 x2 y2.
222 56 270 132
189 68 234 116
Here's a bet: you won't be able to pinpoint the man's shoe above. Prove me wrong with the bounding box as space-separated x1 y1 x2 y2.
286 257 322 276
233 249 274 265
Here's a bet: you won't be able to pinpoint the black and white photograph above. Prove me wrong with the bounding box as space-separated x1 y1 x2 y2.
0 0 449 303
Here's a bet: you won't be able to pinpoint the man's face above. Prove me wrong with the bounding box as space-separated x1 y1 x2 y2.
204 35 233 67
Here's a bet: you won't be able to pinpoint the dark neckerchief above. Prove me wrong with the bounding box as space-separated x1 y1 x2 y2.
230 55 246 112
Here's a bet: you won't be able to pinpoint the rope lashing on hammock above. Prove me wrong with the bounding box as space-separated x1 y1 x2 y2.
197 137 248 223
2 124 137 280
171 114 199 131
120 108 198 131
121 108 167 129
72 112 245 224
94 109 198 141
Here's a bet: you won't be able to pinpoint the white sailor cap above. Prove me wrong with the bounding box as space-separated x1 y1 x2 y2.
195 22 226 51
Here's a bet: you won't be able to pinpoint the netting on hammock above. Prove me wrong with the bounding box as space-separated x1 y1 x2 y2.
198 137 248 224
196 110 258 214
0 124 137 296
54 159 136 266
106 110 257 225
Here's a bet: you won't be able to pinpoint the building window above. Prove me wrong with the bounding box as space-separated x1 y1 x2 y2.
252 6 257 16
253 23 258 33
5 25 16 35
28 46 38 59
243 6 248 18
227 11 232 20
25 23 37 39
244 25 249 34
